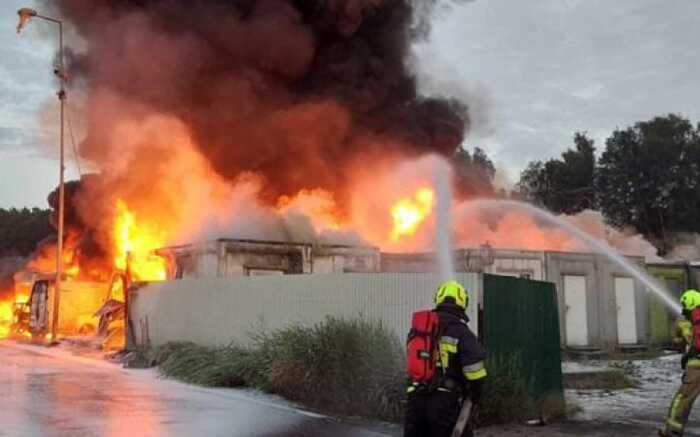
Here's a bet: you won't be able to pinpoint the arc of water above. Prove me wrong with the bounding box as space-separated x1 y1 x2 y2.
466 199 681 315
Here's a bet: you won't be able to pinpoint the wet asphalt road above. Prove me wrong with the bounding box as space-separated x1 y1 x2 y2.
6 341 698 437
0 341 399 437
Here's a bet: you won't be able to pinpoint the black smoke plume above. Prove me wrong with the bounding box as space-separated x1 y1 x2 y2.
44 0 470 205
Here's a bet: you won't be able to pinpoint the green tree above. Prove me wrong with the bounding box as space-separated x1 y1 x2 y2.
0 207 52 257
516 132 596 213
596 114 700 253
451 146 496 198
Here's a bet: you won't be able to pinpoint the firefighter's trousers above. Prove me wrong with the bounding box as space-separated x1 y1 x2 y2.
404 390 473 437
664 366 700 435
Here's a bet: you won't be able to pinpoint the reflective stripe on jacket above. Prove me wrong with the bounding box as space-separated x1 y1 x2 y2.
435 303 487 392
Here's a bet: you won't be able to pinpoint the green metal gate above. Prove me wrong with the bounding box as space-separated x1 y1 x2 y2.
482 274 564 419
647 265 688 346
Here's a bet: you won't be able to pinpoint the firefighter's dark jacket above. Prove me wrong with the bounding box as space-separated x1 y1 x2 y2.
434 302 487 399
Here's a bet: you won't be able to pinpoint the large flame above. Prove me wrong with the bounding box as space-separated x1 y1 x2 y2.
25 233 81 279
114 199 168 281
390 188 435 242
276 188 342 232
2 199 169 339
0 301 11 338
0 291 30 339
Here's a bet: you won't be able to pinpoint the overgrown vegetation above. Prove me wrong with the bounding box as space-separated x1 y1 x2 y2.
478 354 534 424
133 318 566 425
137 317 405 422
479 353 567 425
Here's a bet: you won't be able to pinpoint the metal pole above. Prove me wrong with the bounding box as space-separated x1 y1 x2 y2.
51 21 65 342
124 254 132 349
17 9 66 342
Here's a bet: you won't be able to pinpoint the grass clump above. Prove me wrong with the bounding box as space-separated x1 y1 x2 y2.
252 317 405 421
478 354 532 424
158 342 257 387
478 353 567 425
143 319 565 426
149 317 405 422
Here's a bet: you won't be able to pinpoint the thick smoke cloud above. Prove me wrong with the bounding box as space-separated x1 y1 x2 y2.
45 0 469 204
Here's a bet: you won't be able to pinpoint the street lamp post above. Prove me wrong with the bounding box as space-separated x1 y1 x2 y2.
17 8 66 342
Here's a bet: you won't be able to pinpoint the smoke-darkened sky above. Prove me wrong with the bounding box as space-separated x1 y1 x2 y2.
2 0 700 207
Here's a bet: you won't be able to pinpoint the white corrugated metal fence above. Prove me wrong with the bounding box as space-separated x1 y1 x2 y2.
129 273 481 348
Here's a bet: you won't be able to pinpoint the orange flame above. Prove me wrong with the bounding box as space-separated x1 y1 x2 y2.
26 233 81 279
276 188 342 232
14 293 29 304
0 301 12 338
0 291 31 339
114 199 168 281
390 187 434 241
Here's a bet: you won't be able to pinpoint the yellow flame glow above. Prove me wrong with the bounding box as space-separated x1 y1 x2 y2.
390 187 435 241
114 200 168 281
0 301 12 338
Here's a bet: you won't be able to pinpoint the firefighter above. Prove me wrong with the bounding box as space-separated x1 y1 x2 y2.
660 289 700 437
404 280 487 437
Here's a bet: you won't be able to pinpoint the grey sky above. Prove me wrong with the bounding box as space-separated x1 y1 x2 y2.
0 0 80 209
415 0 700 183
1 0 700 207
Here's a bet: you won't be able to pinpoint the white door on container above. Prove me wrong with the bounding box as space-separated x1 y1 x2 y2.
563 275 588 346
615 277 637 344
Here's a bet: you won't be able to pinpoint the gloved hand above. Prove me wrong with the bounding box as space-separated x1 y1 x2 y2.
682 353 689 370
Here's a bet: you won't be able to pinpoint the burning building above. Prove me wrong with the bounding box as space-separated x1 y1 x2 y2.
25 0 668 282
160 239 380 278
159 238 663 352
3 0 685 354
28 0 472 263
4 0 474 341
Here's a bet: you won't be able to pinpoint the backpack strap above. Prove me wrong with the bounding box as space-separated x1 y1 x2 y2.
433 313 470 394
428 311 452 391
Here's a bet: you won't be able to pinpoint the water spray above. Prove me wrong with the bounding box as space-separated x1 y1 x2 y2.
468 199 682 314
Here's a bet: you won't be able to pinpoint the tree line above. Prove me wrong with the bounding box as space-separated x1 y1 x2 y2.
513 114 700 254
0 207 52 257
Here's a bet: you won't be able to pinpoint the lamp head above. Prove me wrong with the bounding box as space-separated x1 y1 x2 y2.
17 8 38 34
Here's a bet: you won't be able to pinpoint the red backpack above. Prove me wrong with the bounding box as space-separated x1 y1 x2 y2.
407 310 441 384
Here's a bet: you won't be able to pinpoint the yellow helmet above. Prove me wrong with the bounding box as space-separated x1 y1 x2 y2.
435 280 469 309
681 289 700 311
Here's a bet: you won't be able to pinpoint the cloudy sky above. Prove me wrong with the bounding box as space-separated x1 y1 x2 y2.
0 0 81 209
415 0 700 184
1 0 700 208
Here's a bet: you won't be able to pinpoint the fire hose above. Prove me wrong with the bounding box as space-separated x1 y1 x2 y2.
451 398 474 437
